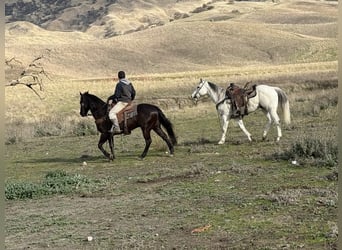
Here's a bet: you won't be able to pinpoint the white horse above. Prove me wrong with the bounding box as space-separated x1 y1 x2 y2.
191 79 291 144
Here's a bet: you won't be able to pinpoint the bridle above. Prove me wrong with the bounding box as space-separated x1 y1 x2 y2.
193 79 207 99
81 95 107 118
193 80 230 109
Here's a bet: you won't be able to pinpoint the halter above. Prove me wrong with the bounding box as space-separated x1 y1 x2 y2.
193 79 207 98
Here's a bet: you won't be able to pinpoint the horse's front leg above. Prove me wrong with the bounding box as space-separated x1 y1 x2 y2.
218 113 229 145
236 119 252 142
98 133 113 161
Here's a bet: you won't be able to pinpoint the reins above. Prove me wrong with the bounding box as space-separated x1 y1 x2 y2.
85 95 108 119
215 97 229 110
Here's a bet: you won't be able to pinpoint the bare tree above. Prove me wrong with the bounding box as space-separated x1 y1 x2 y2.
5 49 52 99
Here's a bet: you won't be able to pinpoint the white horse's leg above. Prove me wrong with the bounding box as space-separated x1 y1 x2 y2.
218 114 229 144
262 112 273 140
237 119 252 141
269 110 282 142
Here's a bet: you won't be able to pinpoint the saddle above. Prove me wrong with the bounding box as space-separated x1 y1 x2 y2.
108 102 138 135
243 82 257 99
226 82 257 117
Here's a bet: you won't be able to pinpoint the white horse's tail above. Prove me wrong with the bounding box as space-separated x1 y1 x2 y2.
275 88 291 125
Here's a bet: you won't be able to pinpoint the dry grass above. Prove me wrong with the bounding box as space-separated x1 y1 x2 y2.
5 63 337 144
4 1 338 248
4 0 338 141
5 61 337 120
5 0 337 79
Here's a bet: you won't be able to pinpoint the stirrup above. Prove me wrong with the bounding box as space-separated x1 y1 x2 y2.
109 125 121 134
113 127 122 134
109 125 115 133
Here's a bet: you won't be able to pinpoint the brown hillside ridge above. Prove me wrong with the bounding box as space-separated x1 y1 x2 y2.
5 0 337 79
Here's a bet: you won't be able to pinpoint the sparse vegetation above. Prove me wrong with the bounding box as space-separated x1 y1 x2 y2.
190 4 214 14
6 170 95 200
4 0 337 249
5 0 110 32
5 70 337 249
274 135 338 168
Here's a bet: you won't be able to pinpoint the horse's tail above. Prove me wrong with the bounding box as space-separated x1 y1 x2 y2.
158 109 177 145
275 88 291 125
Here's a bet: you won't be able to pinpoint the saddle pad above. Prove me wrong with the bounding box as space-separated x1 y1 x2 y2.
117 103 137 124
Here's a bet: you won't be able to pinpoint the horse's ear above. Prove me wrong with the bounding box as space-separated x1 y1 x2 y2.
80 92 82 95
200 78 202 82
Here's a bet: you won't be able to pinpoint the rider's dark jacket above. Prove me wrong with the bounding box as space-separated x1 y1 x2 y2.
108 78 136 103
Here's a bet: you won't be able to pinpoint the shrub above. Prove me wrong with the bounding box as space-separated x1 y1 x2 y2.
5 182 40 200
41 170 90 195
73 120 98 136
5 170 94 200
34 120 63 137
5 135 20 145
275 136 337 167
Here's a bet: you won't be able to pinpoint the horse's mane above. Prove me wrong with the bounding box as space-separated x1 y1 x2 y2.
84 92 106 105
208 81 223 92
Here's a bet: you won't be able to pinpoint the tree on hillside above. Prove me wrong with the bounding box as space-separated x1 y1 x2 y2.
5 49 52 99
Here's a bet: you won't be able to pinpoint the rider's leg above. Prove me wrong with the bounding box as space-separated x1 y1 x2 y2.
108 102 128 133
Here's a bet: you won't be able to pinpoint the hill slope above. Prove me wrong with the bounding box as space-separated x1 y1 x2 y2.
5 0 338 79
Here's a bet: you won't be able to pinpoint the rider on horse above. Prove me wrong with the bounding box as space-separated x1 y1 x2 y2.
107 71 136 134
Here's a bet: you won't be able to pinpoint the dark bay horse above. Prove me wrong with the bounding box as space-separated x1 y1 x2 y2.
79 91 177 160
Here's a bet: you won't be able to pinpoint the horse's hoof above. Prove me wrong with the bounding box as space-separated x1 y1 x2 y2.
218 141 225 145
169 154 174 157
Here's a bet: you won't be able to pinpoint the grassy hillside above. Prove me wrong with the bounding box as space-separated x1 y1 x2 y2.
5 0 338 79
4 1 338 249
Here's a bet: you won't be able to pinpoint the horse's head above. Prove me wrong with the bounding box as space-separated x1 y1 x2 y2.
191 78 209 102
79 91 90 117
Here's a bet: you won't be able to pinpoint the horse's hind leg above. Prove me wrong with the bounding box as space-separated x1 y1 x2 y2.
140 128 152 159
262 112 272 141
153 126 174 156
269 110 282 142
262 110 282 141
98 133 112 160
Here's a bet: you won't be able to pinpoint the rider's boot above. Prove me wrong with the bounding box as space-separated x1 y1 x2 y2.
109 117 122 134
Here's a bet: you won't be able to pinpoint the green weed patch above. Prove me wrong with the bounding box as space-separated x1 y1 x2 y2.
6 170 95 200
274 136 337 167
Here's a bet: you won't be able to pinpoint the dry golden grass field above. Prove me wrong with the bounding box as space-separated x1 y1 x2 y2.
5 0 338 249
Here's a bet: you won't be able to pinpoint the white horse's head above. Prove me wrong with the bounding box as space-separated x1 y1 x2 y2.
191 78 210 101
